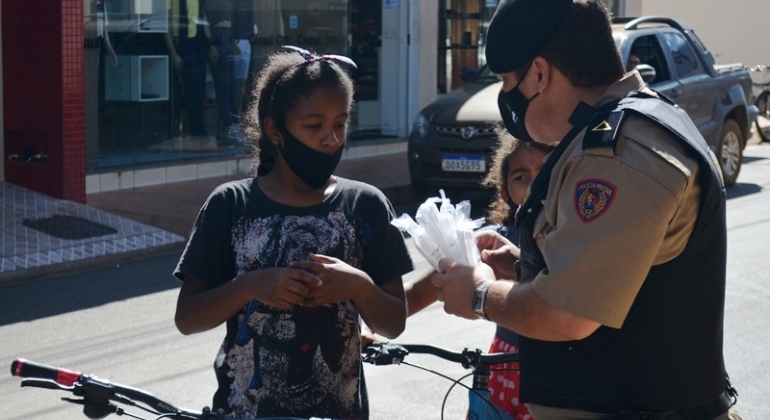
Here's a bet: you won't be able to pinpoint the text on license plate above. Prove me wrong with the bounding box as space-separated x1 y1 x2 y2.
441 155 486 172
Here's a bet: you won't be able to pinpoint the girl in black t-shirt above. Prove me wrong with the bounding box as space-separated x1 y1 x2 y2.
173 47 412 419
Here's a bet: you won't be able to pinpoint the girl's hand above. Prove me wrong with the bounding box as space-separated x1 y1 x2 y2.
289 253 373 307
241 268 321 310
475 230 520 280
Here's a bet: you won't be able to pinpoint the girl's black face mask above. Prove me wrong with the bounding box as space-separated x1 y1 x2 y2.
278 126 344 189
497 67 540 143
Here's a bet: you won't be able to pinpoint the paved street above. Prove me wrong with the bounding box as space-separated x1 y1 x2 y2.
0 144 769 419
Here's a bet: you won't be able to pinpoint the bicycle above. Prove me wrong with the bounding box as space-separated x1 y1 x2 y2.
749 64 770 142
9 358 329 420
11 343 519 420
363 342 519 420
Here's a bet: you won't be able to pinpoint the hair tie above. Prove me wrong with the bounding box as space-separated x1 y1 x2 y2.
281 45 358 69
268 46 357 117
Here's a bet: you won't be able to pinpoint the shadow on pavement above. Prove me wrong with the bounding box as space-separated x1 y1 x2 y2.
743 155 767 164
0 251 182 326
727 183 763 200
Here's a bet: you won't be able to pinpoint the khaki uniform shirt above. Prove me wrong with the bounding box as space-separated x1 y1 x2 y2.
529 71 702 329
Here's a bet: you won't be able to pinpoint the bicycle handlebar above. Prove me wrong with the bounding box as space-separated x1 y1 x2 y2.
11 346 515 420
363 342 518 369
12 358 83 386
12 358 189 418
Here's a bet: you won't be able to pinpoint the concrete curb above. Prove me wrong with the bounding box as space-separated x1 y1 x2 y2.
0 242 184 286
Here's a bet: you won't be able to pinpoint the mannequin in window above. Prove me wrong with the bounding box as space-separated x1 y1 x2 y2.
96 0 119 68
251 0 284 80
162 0 219 151
229 0 256 119
205 0 245 146
94 0 119 113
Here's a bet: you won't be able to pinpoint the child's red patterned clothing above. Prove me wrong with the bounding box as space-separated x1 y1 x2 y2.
488 335 531 420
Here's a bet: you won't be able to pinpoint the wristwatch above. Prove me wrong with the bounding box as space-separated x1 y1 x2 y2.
472 280 494 320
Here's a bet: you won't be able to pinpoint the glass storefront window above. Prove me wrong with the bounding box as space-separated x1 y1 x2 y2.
437 0 496 95
83 0 379 171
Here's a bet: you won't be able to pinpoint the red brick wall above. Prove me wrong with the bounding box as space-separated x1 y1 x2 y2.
2 0 86 203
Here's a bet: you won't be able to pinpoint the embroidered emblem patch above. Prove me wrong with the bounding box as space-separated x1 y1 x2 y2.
574 179 617 222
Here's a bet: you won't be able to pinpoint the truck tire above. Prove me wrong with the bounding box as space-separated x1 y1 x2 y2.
755 91 770 142
717 119 743 187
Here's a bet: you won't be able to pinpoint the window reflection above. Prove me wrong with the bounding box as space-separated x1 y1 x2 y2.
84 0 377 171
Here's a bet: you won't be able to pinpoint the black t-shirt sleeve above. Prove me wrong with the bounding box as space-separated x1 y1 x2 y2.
173 185 237 288
361 189 414 286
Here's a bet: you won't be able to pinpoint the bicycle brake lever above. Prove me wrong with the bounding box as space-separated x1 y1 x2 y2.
21 378 74 392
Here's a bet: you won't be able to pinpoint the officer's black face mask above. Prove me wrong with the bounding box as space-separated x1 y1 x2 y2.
498 66 540 143
278 125 344 189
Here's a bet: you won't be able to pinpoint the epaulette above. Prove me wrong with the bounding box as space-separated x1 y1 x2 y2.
582 110 626 150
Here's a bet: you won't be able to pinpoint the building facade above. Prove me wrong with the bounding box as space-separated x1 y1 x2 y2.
3 0 764 202
1 0 438 202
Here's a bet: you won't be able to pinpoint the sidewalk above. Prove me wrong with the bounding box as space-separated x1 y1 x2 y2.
86 149 414 238
0 147 413 284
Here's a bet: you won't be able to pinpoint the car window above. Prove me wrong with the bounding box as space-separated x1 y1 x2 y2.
627 35 671 83
662 32 703 78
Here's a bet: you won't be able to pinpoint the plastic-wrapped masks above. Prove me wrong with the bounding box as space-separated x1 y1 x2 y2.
391 190 484 272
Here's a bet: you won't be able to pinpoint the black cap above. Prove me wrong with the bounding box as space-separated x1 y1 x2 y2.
486 0 573 74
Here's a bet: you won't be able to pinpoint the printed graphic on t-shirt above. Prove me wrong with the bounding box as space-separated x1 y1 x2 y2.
222 212 366 419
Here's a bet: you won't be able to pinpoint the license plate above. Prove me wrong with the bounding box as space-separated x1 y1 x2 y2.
441 155 485 172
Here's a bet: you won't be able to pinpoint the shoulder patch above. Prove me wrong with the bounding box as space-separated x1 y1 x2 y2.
582 110 626 150
573 179 617 223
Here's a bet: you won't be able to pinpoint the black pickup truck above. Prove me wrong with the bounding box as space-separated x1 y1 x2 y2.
408 16 759 198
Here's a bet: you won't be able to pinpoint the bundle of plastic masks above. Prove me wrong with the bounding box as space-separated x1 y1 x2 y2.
391 190 484 272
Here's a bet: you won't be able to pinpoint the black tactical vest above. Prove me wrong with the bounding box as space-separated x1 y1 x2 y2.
514 91 728 413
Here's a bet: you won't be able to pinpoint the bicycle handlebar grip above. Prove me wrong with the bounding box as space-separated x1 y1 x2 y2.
11 358 82 386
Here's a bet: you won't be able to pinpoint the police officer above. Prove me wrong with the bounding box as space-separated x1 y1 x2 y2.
431 0 741 419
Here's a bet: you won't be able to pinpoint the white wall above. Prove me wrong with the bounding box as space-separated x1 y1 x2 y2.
380 2 410 136
641 0 770 67
408 0 438 130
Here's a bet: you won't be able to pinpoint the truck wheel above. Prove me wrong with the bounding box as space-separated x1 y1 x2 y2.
717 119 743 187
755 91 770 142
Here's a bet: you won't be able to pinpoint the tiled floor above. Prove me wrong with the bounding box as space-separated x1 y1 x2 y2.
0 183 185 283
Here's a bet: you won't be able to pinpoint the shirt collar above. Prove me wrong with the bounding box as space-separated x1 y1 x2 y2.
591 71 646 108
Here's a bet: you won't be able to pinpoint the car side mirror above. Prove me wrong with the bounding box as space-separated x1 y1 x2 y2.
459 66 476 83
637 64 656 84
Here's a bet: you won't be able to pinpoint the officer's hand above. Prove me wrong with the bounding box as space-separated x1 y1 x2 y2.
431 258 495 320
476 230 520 280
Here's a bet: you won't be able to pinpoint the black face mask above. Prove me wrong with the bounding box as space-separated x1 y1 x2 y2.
278 125 344 189
497 67 540 142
